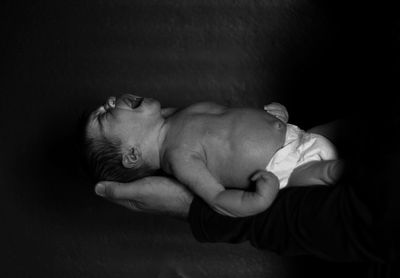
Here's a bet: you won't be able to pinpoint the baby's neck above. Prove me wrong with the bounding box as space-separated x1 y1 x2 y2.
154 112 174 169
161 107 177 118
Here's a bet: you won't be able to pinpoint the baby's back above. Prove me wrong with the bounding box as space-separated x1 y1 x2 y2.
163 102 286 189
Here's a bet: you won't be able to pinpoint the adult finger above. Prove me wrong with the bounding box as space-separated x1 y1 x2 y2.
95 181 140 200
109 199 144 212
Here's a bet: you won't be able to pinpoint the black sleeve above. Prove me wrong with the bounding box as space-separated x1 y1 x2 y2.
189 183 390 263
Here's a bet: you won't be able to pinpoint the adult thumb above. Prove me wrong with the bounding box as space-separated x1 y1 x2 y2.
95 181 126 200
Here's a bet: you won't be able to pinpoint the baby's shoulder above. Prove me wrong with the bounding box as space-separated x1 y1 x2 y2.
184 102 227 114
162 146 205 173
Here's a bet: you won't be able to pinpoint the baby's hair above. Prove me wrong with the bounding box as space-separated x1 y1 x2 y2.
78 110 154 183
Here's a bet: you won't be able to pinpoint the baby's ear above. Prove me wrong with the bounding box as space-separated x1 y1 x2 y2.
122 146 141 169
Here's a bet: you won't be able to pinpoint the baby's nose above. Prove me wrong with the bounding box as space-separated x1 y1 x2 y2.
104 96 116 110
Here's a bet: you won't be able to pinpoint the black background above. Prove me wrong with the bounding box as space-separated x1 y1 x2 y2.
1 0 397 277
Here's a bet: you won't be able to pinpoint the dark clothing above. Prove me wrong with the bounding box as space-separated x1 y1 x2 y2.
188 110 400 275
189 185 387 262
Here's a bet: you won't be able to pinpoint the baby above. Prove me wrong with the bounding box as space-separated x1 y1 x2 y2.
84 94 342 217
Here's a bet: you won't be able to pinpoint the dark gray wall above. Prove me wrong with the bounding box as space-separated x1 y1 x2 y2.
2 0 393 277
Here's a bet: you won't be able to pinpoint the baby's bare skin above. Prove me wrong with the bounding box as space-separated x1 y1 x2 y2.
159 102 286 216
88 95 338 218
161 102 286 189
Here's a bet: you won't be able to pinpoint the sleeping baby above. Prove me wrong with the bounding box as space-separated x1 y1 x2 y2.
83 94 342 217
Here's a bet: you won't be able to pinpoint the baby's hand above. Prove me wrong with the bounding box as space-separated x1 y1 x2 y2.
250 170 280 199
264 102 289 123
210 170 280 217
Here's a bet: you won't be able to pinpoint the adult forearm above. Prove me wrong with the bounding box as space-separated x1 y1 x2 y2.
188 185 385 262
97 176 388 262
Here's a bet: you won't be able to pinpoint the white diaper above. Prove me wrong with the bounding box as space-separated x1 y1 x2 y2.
266 124 338 188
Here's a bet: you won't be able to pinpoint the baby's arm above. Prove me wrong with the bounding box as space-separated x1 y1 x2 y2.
168 150 279 217
288 160 344 186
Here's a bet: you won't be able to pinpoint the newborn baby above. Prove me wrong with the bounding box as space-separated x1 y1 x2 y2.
84 94 341 217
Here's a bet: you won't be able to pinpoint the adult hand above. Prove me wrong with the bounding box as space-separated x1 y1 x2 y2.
94 176 194 219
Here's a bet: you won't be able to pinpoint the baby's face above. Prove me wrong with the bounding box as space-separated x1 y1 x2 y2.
86 94 162 149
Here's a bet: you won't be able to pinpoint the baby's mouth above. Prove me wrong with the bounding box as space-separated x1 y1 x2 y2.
123 94 144 109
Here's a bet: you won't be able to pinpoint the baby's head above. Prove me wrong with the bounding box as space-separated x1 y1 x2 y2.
82 94 164 182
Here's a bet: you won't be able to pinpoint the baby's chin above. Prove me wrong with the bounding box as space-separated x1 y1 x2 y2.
144 98 162 112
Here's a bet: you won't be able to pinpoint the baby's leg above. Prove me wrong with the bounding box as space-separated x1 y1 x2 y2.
287 160 344 187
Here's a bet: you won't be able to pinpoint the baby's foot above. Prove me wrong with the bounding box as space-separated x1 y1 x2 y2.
264 102 289 123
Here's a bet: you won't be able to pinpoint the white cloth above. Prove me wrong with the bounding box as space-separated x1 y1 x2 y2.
266 124 338 189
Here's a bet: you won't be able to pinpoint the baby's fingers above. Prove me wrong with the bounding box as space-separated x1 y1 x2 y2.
250 170 264 182
254 172 280 201
250 170 276 182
